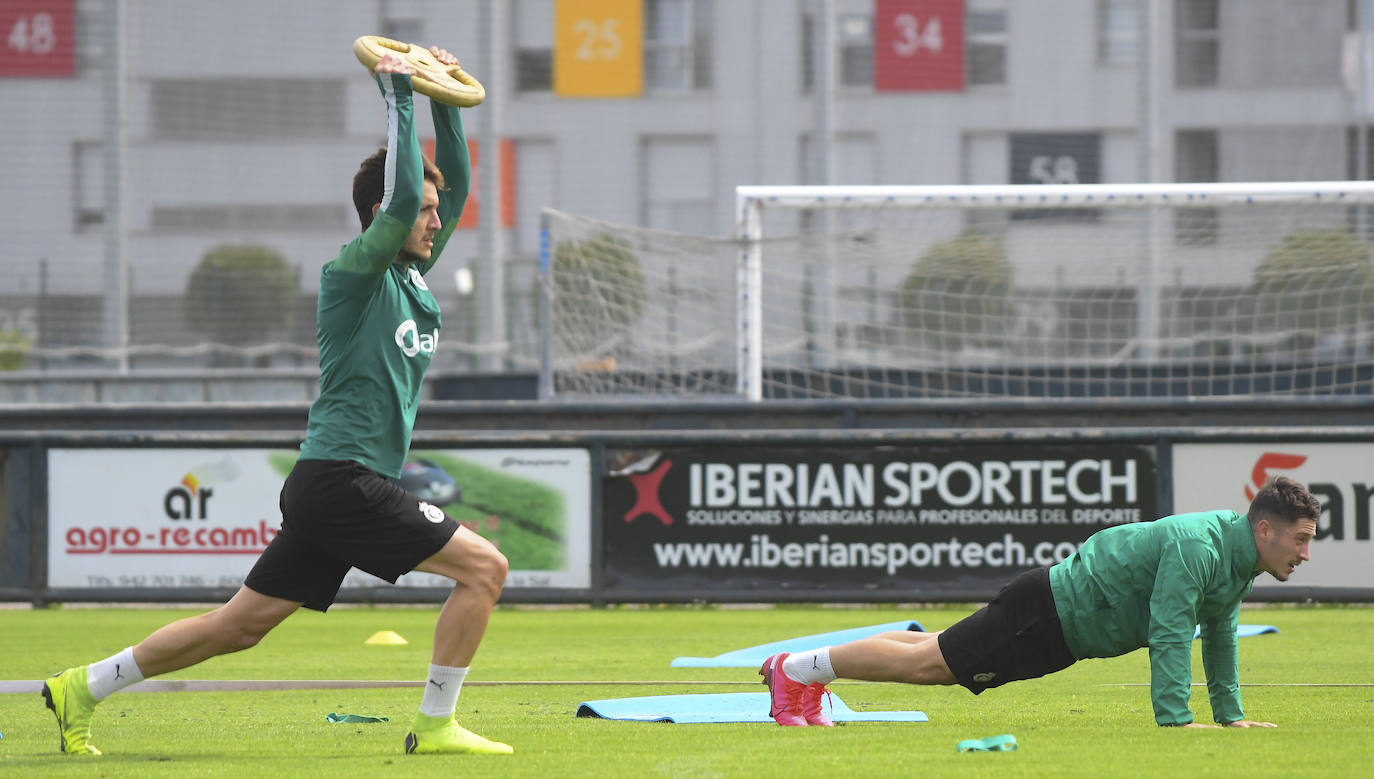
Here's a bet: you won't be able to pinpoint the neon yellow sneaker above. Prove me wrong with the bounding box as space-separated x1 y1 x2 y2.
41 667 101 755
404 713 513 755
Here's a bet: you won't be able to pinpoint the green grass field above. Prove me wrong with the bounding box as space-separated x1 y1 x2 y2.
1 603 1370 778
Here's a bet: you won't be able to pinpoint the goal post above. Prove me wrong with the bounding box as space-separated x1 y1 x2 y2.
541 181 1374 401
734 181 1374 400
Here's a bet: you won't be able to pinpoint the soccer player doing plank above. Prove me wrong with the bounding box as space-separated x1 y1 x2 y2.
761 476 1318 729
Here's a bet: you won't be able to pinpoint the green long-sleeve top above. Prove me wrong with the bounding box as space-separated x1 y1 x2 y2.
1048 511 1260 726
298 72 471 478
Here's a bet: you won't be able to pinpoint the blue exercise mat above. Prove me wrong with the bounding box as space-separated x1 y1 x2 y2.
1195 624 1277 639
576 692 928 724
670 620 924 668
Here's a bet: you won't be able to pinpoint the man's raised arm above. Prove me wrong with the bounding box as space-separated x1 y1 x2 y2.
420 46 472 275
328 57 425 297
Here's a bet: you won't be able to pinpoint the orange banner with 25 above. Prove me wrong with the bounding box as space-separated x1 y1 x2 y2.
554 0 642 98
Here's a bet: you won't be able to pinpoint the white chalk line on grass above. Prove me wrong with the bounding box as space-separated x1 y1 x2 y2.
0 679 762 694
6 679 1365 694
1102 683 1372 688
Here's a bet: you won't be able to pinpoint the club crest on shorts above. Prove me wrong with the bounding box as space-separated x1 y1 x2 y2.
418 501 446 523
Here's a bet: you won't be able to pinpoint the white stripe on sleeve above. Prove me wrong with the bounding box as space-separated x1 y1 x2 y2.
379 74 400 213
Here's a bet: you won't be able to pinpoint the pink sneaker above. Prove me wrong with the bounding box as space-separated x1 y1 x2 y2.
801 683 834 726
759 653 808 726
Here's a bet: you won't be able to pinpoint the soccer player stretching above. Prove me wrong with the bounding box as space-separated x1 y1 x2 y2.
43 50 512 756
761 476 1318 728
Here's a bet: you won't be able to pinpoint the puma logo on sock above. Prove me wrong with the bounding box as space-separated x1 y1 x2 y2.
428 679 446 690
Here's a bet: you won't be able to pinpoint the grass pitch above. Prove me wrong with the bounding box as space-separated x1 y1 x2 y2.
1 603 1370 778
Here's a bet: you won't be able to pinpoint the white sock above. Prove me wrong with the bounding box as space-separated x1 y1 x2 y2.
419 664 467 718
87 647 145 701
782 647 836 685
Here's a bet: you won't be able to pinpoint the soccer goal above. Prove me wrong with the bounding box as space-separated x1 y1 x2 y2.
540 181 1374 401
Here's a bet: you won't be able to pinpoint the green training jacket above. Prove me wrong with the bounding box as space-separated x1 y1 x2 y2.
1048 511 1260 726
298 72 470 478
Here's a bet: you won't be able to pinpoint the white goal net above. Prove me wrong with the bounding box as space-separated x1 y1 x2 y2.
541 182 1374 400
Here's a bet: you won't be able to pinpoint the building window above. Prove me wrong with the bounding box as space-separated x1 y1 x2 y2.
514 139 558 256
1346 125 1374 237
1175 130 1219 245
836 13 874 87
967 0 1007 86
514 0 554 92
1346 126 1374 179
152 80 346 141
801 10 875 90
381 17 423 44
1098 0 1137 65
149 204 350 232
645 0 712 91
642 136 714 233
75 0 106 75
73 140 103 229
1175 0 1219 88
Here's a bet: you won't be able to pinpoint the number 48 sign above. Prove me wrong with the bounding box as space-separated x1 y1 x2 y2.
1 0 74 77
875 0 964 92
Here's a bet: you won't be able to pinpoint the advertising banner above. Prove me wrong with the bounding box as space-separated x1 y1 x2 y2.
1172 443 1373 590
47 448 591 591
602 443 1157 597
1009 132 1101 186
874 0 965 92
0 0 74 78
553 0 642 97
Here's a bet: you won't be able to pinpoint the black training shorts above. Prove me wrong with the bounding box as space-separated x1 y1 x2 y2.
244 458 459 611
936 566 1076 694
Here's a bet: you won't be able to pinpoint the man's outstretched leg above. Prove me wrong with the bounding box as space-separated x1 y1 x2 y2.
404 526 512 755
42 586 300 755
761 630 954 726
759 569 1078 727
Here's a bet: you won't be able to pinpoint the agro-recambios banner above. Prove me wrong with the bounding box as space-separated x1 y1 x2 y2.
1172 443 1372 590
602 444 1157 597
47 447 591 591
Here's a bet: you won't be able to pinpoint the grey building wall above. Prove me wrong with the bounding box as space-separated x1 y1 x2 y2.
0 0 1363 377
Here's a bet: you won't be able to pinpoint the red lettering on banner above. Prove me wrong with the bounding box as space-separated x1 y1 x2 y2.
874 0 964 92
0 0 75 78
1245 452 1309 501
65 519 278 554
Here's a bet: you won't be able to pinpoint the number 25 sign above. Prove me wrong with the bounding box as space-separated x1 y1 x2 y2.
1 0 74 77
554 0 643 98
875 0 964 92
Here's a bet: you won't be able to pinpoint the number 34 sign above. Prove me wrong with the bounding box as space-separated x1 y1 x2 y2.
875 0 964 92
1 0 74 77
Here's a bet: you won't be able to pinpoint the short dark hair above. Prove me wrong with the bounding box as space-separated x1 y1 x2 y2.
352 148 446 231
1246 475 1321 528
